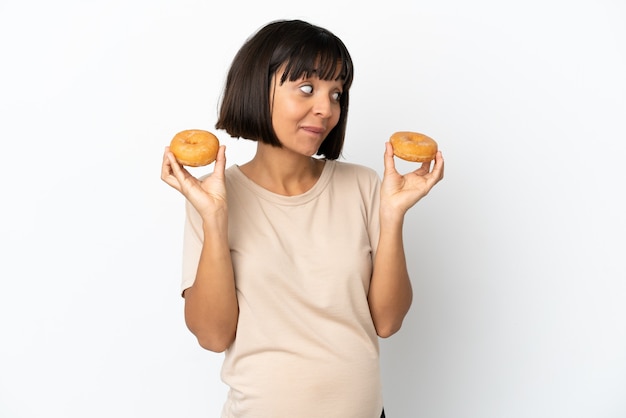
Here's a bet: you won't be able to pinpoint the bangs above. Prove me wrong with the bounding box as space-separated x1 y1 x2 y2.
278 36 353 88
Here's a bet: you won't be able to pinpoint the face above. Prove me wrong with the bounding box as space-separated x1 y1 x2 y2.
269 68 343 157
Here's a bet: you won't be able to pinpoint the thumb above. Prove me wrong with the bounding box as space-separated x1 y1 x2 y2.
212 145 227 178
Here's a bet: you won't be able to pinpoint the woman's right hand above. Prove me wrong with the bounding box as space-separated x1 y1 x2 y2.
161 145 228 218
163 144 237 352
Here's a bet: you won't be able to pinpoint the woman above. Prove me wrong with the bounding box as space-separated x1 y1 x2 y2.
161 19 444 418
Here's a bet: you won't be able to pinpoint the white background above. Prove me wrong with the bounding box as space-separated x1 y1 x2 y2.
1 0 625 417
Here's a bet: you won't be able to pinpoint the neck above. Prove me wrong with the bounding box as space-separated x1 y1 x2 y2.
239 143 325 196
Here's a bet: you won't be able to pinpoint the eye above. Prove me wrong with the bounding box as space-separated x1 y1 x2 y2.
331 91 342 101
299 84 313 94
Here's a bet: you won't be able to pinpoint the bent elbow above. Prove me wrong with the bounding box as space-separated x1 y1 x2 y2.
375 320 403 339
186 320 236 353
196 333 234 353
376 328 399 339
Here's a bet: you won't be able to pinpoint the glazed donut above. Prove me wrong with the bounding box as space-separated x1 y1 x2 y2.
169 129 219 167
390 131 438 162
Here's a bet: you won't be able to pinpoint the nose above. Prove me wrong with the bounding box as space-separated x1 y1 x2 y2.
312 94 334 118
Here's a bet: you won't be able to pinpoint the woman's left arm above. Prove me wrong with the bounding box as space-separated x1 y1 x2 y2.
368 142 444 337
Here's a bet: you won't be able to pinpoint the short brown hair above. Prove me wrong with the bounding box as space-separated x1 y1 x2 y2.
215 20 354 160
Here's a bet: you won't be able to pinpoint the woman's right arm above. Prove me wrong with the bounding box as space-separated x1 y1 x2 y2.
161 146 238 352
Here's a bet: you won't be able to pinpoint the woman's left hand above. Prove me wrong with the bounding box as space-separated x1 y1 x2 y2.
381 142 445 216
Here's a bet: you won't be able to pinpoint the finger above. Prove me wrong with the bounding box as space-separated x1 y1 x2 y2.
161 147 175 180
212 145 227 179
383 142 397 176
166 150 183 175
164 148 193 186
161 155 184 191
430 151 444 181
416 160 432 174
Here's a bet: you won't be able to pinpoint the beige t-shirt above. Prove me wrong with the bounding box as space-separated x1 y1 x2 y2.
182 160 383 418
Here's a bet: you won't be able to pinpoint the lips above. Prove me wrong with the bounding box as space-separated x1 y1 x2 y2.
301 126 325 135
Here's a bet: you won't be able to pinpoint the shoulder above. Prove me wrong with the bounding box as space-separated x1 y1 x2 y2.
331 160 380 183
327 160 381 199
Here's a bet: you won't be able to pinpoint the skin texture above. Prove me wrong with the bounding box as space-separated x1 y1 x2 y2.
161 69 445 351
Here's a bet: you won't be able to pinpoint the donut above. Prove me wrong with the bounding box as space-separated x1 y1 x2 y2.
169 129 219 167
390 131 438 162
